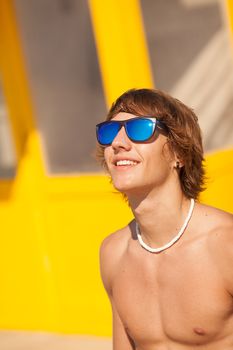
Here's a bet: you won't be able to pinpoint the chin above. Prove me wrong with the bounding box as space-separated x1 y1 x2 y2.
112 177 143 195
112 181 131 193
111 177 130 190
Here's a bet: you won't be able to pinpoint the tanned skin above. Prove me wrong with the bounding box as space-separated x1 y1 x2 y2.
100 112 233 350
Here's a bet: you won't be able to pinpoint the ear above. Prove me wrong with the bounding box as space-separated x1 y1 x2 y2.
174 158 184 169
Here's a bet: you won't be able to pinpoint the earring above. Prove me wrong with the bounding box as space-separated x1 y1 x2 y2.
176 161 180 169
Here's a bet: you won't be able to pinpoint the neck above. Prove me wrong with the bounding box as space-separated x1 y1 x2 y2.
128 185 192 248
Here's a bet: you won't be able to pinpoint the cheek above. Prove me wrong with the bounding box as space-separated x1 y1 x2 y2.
146 153 170 174
142 145 174 179
103 147 111 171
103 148 107 162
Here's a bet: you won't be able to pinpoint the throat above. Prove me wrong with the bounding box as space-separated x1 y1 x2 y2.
136 198 195 253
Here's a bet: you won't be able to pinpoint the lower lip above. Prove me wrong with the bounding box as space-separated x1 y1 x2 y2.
113 164 139 171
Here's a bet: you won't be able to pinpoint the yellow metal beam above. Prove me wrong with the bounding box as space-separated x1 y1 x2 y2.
226 0 233 34
88 0 154 106
225 0 233 55
0 0 38 159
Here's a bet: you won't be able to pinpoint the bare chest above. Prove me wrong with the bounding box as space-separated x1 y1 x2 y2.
112 243 233 347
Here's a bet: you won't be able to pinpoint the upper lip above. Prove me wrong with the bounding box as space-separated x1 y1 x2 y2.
112 157 141 165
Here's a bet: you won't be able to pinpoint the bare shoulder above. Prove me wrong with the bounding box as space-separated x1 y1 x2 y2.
100 223 133 260
209 205 233 247
193 201 233 257
197 203 233 293
205 204 233 251
99 223 133 295
195 202 233 234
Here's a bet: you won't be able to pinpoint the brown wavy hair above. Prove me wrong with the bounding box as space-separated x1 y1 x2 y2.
96 88 206 200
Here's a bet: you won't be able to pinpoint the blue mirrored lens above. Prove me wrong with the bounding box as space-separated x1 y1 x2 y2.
97 122 120 145
126 118 155 141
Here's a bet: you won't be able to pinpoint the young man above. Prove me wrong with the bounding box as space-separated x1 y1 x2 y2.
96 88 233 349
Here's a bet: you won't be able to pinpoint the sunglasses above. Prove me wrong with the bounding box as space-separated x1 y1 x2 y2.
96 117 168 146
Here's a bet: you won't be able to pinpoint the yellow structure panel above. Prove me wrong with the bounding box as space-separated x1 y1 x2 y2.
200 148 233 213
226 0 233 43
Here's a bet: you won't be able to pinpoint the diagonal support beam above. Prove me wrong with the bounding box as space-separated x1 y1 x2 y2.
88 0 154 106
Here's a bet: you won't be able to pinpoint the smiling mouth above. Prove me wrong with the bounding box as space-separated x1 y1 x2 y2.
114 160 139 167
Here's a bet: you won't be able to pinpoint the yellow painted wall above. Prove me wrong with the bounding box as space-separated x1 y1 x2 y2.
0 0 232 338
200 149 233 212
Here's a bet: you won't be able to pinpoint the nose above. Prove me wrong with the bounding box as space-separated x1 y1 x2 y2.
111 126 131 151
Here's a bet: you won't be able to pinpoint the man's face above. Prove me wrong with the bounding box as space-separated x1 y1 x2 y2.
104 112 176 196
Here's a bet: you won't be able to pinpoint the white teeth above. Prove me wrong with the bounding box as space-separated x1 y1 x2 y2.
116 160 138 166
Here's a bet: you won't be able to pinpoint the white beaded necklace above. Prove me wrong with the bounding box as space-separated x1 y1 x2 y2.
136 198 195 253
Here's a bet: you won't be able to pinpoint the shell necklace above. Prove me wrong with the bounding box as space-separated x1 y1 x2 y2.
135 198 195 253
